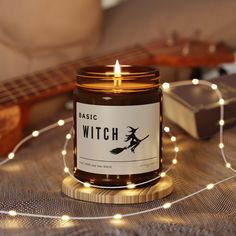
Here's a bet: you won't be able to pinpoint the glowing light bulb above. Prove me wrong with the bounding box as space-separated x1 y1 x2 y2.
219 143 224 149
162 82 170 90
8 210 17 216
163 202 172 209
211 84 218 90
66 134 72 140
171 136 176 142
61 150 67 155
113 214 122 220
61 215 70 221
83 182 91 188
192 79 199 85
174 147 179 152
32 130 39 137
127 183 136 189
226 163 231 168
219 120 224 126
8 152 15 160
206 183 214 190
219 99 225 105
58 120 65 126
172 159 178 165
164 126 170 133
160 172 166 178
64 167 69 173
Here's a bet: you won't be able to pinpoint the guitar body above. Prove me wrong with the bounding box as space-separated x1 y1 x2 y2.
0 106 22 156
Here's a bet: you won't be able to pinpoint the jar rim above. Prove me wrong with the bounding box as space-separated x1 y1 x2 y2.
76 65 160 92
77 65 160 78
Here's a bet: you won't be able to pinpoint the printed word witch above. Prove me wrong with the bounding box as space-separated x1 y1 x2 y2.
83 126 118 141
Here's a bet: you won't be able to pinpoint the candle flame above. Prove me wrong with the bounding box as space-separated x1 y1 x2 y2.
113 60 122 89
114 60 121 77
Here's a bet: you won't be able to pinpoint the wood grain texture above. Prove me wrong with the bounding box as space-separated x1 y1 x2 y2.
0 105 22 155
62 175 173 204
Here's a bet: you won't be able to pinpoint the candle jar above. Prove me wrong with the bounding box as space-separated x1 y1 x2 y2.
73 65 162 187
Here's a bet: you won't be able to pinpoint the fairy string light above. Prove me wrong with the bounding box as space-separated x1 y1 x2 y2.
0 79 235 221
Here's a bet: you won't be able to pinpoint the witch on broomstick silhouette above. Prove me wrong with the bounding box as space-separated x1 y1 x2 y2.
110 126 149 155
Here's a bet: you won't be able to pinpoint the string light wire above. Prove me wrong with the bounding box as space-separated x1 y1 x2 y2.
61 126 178 189
0 80 235 221
168 79 235 174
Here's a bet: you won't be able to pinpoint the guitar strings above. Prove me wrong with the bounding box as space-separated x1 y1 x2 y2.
0 47 145 105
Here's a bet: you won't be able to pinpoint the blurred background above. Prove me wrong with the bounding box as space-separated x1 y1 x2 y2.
1 0 236 81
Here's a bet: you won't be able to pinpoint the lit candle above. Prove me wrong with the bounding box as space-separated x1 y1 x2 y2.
74 61 162 187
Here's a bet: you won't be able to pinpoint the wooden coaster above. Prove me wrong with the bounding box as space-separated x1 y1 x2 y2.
62 176 173 204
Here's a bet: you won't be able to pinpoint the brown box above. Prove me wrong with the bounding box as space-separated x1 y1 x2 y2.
163 74 236 139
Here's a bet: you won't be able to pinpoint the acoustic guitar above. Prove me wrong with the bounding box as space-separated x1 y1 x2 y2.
0 38 234 156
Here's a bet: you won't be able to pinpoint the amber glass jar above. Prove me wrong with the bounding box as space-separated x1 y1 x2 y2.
73 65 162 187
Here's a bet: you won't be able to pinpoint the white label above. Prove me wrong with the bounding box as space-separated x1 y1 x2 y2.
76 102 160 175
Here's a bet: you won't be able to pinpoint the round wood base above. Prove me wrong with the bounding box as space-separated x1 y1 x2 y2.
62 176 173 204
